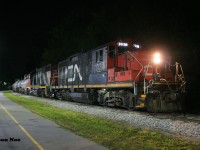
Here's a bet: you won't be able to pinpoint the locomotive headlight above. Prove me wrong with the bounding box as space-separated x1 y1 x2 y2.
153 52 161 64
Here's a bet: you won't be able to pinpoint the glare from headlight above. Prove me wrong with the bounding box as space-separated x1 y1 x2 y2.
153 53 161 64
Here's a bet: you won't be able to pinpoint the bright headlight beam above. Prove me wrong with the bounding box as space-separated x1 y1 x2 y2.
154 53 160 58
153 52 161 64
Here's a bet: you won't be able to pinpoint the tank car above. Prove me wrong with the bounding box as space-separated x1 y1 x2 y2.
19 74 31 94
12 75 31 94
12 80 20 92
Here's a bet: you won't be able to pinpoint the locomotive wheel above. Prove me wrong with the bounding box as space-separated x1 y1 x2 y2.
102 99 107 107
126 97 136 110
41 90 46 98
65 91 73 101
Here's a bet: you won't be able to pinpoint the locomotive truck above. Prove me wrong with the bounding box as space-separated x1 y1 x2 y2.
13 38 186 112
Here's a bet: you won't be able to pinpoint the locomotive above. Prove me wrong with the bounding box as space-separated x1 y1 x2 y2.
13 38 186 112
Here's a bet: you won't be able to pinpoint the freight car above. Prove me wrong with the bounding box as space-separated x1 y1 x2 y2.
13 38 186 112
12 74 30 94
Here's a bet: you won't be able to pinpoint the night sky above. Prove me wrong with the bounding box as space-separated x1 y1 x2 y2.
0 2 70 81
0 1 200 107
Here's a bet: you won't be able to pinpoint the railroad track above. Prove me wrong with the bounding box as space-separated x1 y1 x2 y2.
13 92 200 125
146 112 200 124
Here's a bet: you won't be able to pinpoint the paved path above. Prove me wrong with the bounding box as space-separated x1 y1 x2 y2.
0 92 105 150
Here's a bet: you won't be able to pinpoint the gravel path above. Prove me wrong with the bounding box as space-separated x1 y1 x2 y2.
16 94 200 140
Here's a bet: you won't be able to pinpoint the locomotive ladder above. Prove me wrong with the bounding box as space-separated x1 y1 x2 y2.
125 51 147 94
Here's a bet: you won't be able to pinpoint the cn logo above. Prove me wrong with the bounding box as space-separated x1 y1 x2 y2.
67 64 82 82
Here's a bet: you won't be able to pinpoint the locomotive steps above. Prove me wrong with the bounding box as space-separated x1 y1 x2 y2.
5 91 200 149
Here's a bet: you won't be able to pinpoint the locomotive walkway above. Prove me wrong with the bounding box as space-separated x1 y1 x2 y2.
0 92 105 150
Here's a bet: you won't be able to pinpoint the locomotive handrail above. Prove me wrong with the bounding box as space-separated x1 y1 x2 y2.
176 62 185 83
125 51 147 94
143 62 151 94
170 62 186 85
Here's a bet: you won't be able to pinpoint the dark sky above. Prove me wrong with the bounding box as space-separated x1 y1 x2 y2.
0 2 70 81
0 1 199 83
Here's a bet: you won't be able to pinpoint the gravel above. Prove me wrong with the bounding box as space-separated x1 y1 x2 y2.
21 94 200 140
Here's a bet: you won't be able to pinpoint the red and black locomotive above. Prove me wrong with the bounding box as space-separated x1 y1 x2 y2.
13 38 186 112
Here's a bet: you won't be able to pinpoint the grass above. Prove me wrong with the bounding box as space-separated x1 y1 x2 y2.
4 91 200 150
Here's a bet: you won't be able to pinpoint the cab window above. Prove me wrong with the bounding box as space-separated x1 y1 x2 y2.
96 49 103 62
